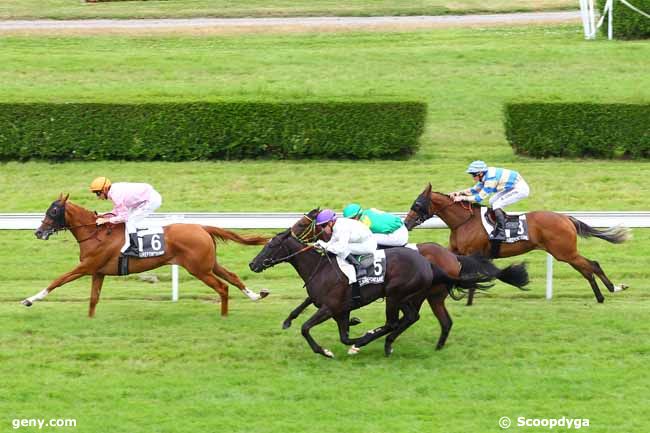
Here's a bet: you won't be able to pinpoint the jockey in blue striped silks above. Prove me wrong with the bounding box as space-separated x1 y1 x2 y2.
449 160 530 241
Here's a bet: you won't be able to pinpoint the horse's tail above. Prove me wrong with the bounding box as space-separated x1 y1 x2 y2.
202 226 269 246
430 261 494 301
569 216 631 244
457 253 529 290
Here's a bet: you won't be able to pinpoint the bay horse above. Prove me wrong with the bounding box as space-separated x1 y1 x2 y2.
404 183 630 304
24 194 269 317
249 209 494 358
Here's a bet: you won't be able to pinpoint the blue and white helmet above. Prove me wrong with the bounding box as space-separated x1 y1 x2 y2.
466 160 488 174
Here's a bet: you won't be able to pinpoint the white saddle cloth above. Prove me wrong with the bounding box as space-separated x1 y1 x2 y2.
336 250 386 284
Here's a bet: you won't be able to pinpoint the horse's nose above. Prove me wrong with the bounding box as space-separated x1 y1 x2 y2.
249 262 256 272
34 229 43 239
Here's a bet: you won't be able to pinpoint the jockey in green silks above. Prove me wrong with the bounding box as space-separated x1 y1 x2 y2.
342 204 408 247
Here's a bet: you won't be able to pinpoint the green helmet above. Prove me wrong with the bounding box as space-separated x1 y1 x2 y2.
343 203 363 218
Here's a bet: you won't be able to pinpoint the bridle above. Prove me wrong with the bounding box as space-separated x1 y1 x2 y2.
260 215 319 268
40 204 112 244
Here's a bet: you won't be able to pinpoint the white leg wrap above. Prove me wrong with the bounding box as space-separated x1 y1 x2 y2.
613 284 628 292
243 287 261 301
348 345 361 355
27 288 49 303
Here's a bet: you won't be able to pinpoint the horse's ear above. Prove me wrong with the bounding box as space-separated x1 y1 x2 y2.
426 183 432 192
62 193 70 203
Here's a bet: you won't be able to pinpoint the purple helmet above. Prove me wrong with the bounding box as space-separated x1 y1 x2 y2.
316 209 337 225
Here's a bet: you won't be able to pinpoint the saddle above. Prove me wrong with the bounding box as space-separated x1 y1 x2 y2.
336 250 387 288
118 226 166 275
481 208 529 244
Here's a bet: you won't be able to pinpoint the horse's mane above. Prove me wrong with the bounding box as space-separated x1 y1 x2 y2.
431 191 482 210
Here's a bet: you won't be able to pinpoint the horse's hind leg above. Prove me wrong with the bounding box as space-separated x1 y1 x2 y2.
466 288 475 306
195 272 229 316
88 274 105 318
566 255 605 303
427 294 453 350
212 262 269 301
348 301 400 355
592 260 628 293
384 301 421 357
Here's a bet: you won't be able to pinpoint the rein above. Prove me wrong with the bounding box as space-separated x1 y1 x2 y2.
263 244 314 267
40 219 113 244
428 195 475 230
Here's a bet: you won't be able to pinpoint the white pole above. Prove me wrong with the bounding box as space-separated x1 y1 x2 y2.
608 0 614 40
171 264 179 302
546 253 554 300
579 0 591 38
588 0 597 38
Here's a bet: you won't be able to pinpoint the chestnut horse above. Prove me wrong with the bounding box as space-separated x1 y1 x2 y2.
24 194 269 317
404 183 630 304
249 209 495 357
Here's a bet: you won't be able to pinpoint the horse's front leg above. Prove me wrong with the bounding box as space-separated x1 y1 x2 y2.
283 297 312 329
334 312 362 346
88 274 105 318
22 264 90 307
301 306 335 358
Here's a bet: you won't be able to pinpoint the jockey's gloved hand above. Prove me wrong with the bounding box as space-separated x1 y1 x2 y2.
314 240 328 253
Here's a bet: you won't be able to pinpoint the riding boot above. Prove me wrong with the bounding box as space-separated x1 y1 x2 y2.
345 254 365 302
491 208 507 241
122 232 140 257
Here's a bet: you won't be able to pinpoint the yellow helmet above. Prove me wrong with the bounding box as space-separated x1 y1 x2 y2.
89 177 111 193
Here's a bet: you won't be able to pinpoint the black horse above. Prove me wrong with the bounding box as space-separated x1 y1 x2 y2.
249 209 493 358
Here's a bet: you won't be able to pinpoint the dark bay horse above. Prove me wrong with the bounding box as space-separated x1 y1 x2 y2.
249 209 493 358
280 241 530 329
24 194 269 317
404 183 630 304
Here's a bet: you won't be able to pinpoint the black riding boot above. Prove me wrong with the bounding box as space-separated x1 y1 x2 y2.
123 232 140 257
491 208 507 241
345 254 366 302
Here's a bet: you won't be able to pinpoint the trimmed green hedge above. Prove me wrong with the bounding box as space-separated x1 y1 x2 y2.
597 0 650 39
0 102 426 161
504 103 650 158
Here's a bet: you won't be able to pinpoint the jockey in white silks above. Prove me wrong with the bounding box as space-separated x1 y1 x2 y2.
449 160 530 241
313 208 377 268
90 177 162 253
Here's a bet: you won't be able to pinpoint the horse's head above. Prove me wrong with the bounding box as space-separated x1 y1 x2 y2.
249 209 320 272
35 194 69 240
249 229 293 272
404 183 433 230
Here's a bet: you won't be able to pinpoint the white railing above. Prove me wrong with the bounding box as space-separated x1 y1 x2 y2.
3 211 648 300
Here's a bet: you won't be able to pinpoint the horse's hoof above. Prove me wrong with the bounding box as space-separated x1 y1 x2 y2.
282 321 291 330
348 345 360 355
384 347 393 357
259 289 270 299
613 284 628 292
21 299 32 307
323 349 335 358
350 317 362 326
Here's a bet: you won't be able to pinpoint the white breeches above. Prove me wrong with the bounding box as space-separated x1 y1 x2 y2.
121 191 162 252
373 225 409 247
489 180 529 210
